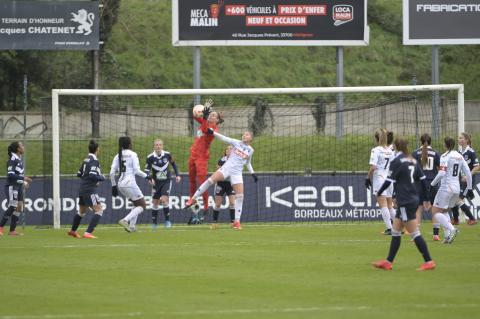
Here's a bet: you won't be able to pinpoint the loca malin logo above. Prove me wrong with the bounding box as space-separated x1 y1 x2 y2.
333 5 353 26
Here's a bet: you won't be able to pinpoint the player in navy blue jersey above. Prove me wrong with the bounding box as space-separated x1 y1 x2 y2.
210 145 236 229
0 142 32 236
145 139 181 229
451 132 479 225
68 140 105 239
412 133 441 238
373 137 435 271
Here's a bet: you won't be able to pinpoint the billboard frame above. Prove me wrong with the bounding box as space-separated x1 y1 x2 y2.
172 0 369 46
403 0 480 45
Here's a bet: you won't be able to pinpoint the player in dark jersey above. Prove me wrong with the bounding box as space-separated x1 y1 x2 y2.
0 141 32 236
210 145 235 230
372 137 435 271
451 132 479 225
68 140 105 239
412 133 441 238
145 139 181 229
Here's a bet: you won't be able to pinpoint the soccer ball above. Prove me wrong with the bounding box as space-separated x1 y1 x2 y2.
192 104 204 118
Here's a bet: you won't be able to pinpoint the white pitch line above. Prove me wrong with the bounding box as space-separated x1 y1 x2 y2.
1 303 479 319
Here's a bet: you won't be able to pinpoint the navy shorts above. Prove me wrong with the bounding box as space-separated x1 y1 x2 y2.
215 181 234 197
396 203 418 222
419 184 438 205
5 184 23 208
152 180 172 199
78 193 101 207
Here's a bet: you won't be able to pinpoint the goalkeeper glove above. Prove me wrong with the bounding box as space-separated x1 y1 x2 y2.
207 128 214 135
252 174 258 183
365 178 372 190
112 185 118 197
202 105 211 119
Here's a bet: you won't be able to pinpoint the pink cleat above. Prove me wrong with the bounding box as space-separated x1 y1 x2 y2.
433 235 440 241
8 230 23 236
82 232 97 239
372 259 393 270
67 230 81 238
232 220 242 230
417 260 436 271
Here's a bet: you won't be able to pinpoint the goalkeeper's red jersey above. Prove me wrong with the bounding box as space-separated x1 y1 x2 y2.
189 118 218 159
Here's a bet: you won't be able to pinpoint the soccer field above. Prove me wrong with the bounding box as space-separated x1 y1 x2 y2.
1 222 479 319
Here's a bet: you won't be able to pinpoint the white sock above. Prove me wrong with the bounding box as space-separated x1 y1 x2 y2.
435 213 454 234
389 207 396 221
234 194 244 221
381 207 392 229
193 178 214 198
124 206 144 227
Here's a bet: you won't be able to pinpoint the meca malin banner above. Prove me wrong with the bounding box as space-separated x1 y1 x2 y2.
0 1 99 50
6 174 479 226
403 0 480 45
172 0 369 46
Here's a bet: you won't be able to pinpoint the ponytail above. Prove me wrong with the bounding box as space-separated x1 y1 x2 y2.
420 133 431 168
7 141 20 158
118 136 132 171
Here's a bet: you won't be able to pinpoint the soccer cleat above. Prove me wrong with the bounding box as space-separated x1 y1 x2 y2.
381 228 392 236
432 235 440 241
164 221 172 228
0 226 4 236
8 231 23 236
185 197 197 208
443 228 459 244
372 259 393 270
118 219 132 233
232 221 242 230
82 232 97 239
188 215 200 225
209 223 219 230
417 260 436 271
151 223 158 230
467 219 477 225
451 219 459 225
67 230 81 238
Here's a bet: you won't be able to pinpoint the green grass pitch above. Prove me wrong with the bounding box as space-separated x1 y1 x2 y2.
0 222 479 319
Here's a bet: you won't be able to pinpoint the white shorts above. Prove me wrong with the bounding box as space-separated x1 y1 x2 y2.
373 178 393 197
433 190 459 210
219 166 243 185
118 178 144 201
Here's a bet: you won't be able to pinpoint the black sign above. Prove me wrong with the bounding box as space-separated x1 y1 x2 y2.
403 0 480 45
173 0 368 46
0 1 99 50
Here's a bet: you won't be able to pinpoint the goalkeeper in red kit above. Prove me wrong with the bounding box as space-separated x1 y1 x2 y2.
188 99 222 224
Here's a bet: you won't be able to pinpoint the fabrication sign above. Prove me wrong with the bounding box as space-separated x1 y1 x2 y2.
0 1 99 50
173 0 369 46
403 0 480 45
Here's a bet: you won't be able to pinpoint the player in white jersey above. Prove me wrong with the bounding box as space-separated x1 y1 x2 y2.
366 129 395 235
186 130 258 230
431 137 474 243
110 136 151 232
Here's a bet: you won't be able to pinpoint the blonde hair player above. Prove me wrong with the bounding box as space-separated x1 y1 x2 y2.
365 128 395 235
186 130 257 230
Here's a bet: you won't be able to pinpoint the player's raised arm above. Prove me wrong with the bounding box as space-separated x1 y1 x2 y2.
207 129 239 145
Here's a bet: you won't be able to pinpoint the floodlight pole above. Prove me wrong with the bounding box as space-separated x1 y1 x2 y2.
336 46 344 139
432 45 440 139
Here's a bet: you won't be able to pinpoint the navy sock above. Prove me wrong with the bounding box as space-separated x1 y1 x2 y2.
460 204 475 220
414 235 432 262
10 214 19 232
86 214 101 233
229 208 235 223
451 206 459 221
387 236 401 263
71 214 82 231
151 209 159 224
163 207 170 222
213 210 219 222
0 206 15 227
433 227 440 236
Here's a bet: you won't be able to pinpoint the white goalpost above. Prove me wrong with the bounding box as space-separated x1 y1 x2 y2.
51 84 464 229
